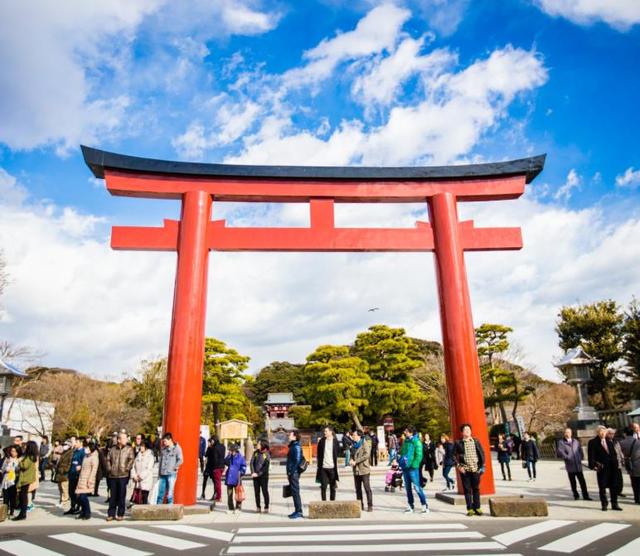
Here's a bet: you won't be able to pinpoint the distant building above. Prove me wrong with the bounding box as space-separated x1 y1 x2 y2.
264 392 296 432
2 397 54 445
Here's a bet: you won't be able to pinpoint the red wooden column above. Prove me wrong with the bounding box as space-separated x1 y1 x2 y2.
429 192 495 495
164 190 212 505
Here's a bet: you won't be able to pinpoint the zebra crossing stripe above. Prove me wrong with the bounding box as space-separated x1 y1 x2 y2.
154 524 235 542
492 519 576 546
606 536 640 556
237 523 468 534
50 533 153 556
539 523 631 553
226 541 507 554
233 531 484 543
102 526 206 550
0 540 64 556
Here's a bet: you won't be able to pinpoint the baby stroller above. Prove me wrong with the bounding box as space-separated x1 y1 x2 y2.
384 462 403 492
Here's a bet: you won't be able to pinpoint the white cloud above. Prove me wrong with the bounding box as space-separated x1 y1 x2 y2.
534 0 640 31
418 0 470 36
554 168 582 201
616 167 640 189
1 166 639 382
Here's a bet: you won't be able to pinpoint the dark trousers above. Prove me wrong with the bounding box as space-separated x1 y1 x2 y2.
319 467 337 501
461 471 481 510
354 473 373 509
370 449 378 467
227 485 241 511
94 469 103 496
108 477 129 518
525 459 537 479
499 461 512 480
596 467 618 508
288 472 302 514
202 469 213 497
17 484 29 518
253 474 270 509
631 475 640 503
78 493 91 518
39 457 49 481
68 475 79 510
568 471 589 497
615 469 624 496
3 486 17 515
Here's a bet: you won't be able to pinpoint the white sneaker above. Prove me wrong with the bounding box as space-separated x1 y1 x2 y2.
404 507 414 513
421 505 430 514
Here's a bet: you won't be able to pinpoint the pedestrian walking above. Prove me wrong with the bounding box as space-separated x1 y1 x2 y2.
250 439 270 513
316 426 340 501
342 431 353 467
350 429 373 511
588 425 622 511
64 437 85 515
387 432 398 465
520 432 540 481
54 441 73 508
496 433 512 481
286 430 304 519
556 427 592 500
621 422 640 504
224 443 246 513
399 426 428 513
2 445 20 517
455 423 485 516
75 441 99 520
156 432 183 505
422 433 438 483
38 436 51 482
440 434 456 491
106 431 135 521
205 436 226 505
130 440 154 504
13 440 39 521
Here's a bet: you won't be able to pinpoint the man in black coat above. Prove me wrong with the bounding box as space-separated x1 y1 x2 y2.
316 426 340 501
588 425 622 511
204 436 226 504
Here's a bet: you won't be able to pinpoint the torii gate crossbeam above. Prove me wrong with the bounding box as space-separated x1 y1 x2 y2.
83 146 545 506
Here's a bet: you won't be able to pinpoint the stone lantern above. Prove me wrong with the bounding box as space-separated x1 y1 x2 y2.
554 347 600 437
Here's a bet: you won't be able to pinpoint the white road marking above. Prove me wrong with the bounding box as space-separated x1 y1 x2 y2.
0 540 64 556
492 519 576 546
233 531 483 543
154 524 234 542
227 542 507 554
539 523 631 553
102 526 206 551
50 533 153 556
237 523 468 534
606 536 640 556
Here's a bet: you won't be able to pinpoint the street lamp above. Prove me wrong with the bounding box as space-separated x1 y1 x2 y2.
0 358 28 424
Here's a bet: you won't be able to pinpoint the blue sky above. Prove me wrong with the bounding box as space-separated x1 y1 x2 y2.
0 1 639 380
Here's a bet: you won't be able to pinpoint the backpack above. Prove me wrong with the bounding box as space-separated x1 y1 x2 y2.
298 454 309 474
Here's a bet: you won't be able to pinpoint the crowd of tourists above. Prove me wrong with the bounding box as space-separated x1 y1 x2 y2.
1 420 639 521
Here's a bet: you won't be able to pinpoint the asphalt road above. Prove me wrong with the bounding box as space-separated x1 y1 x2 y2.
1 517 639 556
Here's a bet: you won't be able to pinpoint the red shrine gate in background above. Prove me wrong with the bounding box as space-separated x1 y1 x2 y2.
83 145 545 505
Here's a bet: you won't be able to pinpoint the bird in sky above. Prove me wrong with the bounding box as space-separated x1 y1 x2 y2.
368 307 380 312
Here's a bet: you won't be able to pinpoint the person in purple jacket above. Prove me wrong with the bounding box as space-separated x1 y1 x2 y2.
224 443 246 513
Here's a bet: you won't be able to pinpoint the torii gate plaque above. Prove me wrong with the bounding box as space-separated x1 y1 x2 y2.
83 145 545 505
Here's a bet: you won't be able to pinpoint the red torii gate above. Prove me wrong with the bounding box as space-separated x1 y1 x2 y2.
83 146 545 505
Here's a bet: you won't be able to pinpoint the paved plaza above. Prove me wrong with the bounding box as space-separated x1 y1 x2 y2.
1 458 638 555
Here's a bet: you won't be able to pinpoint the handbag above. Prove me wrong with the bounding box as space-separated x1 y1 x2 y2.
235 483 246 503
282 484 292 498
298 455 309 474
132 487 143 505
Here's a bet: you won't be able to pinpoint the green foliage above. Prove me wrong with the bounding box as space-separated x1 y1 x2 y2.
129 358 167 435
556 300 624 408
304 345 371 429
476 323 513 363
352 325 422 421
621 298 640 398
248 361 307 405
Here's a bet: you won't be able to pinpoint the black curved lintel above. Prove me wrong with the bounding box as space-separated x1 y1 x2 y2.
82 145 545 183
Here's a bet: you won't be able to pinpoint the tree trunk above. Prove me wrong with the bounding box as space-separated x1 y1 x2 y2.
498 401 509 424
214 402 221 437
351 412 363 430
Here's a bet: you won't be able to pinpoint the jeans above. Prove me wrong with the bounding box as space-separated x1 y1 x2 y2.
388 449 397 465
525 459 537 479
78 493 91 518
344 448 351 467
403 467 427 508
461 471 481 510
568 471 589 497
156 473 177 504
319 467 337 501
253 474 270 509
3 486 17 515
354 473 373 509
39 457 49 481
443 464 455 489
108 477 129 518
499 460 512 480
68 475 79 510
288 472 302 514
